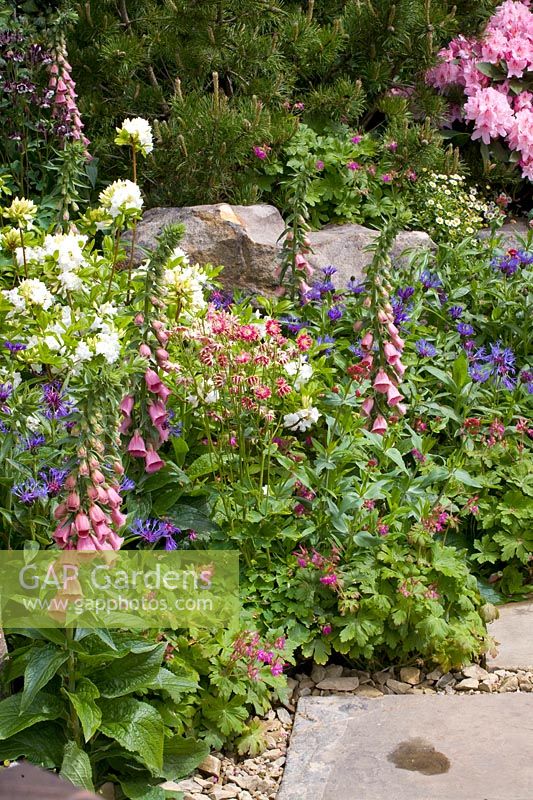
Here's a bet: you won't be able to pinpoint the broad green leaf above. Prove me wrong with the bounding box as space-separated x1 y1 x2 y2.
21 643 69 712
149 667 198 701
64 678 101 742
0 692 62 739
0 722 65 768
452 354 469 390
60 741 94 792
118 779 168 800
90 644 166 698
166 504 221 533
160 736 210 781
185 453 220 480
202 696 248 736
384 447 408 474
453 468 483 488
98 698 164 774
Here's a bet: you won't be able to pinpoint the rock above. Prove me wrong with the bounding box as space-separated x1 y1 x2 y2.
298 677 315 690
498 675 519 693
518 678 533 692
436 672 455 689
373 668 393 685
276 707 293 726
354 685 384 698
306 224 434 288
399 667 421 685
264 749 284 760
128 204 434 295
233 774 259 792
385 679 412 695
209 786 239 800
161 779 203 793
316 677 360 692
298 687 311 697
478 220 529 250
462 664 489 681
324 664 344 678
425 667 443 682
310 664 327 684
455 678 480 691
199 755 222 777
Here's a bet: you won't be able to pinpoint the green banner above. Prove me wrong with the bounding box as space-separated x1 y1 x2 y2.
0 550 239 629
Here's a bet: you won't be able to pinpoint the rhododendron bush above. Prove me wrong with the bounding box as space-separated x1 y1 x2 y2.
427 0 533 180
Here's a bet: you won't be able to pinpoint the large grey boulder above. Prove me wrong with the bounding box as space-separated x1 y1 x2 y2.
478 219 530 250
129 203 434 294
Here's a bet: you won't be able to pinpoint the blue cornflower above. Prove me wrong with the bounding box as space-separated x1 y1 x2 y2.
391 297 412 327
469 364 490 383
3 341 26 353
0 421 8 433
19 433 46 451
12 478 47 504
316 279 335 294
281 316 306 334
305 286 322 302
327 305 343 322
457 323 475 337
130 517 182 550
437 289 448 306
322 266 337 277
0 383 12 403
41 382 75 420
317 335 336 354
348 343 365 358
396 286 415 301
120 476 136 492
415 339 437 358
346 278 366 294
448 305 463 320
209 289 234 310
38 467 68 497
491 250 533 276
419 271 442 289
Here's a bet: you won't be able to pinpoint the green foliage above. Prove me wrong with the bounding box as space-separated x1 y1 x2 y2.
0 630 207 794
66 0 498 205
410 171 491 241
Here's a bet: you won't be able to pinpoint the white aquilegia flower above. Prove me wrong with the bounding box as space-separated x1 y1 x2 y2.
283 406 321 432
285 359 313 390
163 254 208 316
115 117 154 156
99 180 143 220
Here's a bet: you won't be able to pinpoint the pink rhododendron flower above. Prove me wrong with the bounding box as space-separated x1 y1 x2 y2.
464 88 515 144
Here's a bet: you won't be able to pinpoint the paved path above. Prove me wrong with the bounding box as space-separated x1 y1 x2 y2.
487 600 533 670
278 694 533 800
279 602 533 800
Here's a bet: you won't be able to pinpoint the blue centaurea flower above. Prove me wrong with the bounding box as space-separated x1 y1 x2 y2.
120 476 136 492
415 339 437 358
12 478 47 504
19 433 46 451
130 517 182 550
346 278 366 294
317 335 336 354
396 286 415 301
38 467 68 497
491 249 533 276
419 271 442 289
209 289 234 310
322 265 337 277
281 316 307 334
3 341 26 353
457 323 475 337
391 297 412 327
448 305 463 320
327 305 343 322
41 382 75 420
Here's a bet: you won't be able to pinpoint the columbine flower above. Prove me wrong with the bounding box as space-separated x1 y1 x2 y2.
12 478 47 504
415 339 437 358
283 406 321 432
115 117 154 155
99 179 143 220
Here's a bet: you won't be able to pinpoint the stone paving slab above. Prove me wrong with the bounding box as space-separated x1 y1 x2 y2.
488 601 533 670
278 694 533 800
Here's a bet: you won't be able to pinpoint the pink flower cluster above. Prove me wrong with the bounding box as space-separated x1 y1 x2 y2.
53 449 125 551
48 43 89 150
355 307 407 436
294 545 340 587
426 1 533 179
231 631 285 680
121 321 172 474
